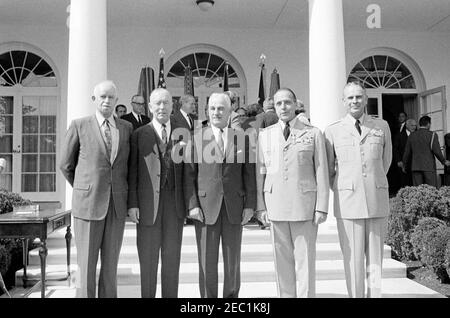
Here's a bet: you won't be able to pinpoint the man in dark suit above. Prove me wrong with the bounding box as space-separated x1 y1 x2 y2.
60 80 133 298
224 90 243 130
171 94 197 132
121 95 151 130
127 88 186 298
403 115 450 187
184 92 256 298
255 98 279 131
393 118 417 188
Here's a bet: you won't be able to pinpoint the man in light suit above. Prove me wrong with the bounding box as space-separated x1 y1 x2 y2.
324 81 392 298
184 92 256 298
60 80 133 298
256 88 329 298
128 88 186 298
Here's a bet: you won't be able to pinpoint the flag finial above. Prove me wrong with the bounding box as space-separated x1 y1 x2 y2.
159 48 165 57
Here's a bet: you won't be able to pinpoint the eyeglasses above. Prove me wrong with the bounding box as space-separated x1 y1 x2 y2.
132 101 145 106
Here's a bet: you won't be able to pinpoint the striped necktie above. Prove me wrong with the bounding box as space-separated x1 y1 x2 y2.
102 119 112 157
161 123 167 144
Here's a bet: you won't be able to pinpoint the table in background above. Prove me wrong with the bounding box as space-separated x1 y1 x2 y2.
0 209 71 298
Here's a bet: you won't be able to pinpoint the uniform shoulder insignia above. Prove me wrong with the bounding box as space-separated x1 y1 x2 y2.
327 119 342 127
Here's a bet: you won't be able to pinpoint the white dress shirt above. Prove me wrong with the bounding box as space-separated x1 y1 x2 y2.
180 108 192 129
278 116 298 137
132 111 142 123
96 111 119 164
152 119 171 142
211 125 228 153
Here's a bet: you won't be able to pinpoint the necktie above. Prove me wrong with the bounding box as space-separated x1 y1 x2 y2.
355 119 362 135
161 123 167 144
283 122 290 141
188 115 194 129
102 119 112 157
138 115 142 125
217 128 224 154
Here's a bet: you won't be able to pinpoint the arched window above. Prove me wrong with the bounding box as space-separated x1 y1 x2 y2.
168 52 240 89
348 55 415 89
0 50 57 87
0 45 59 201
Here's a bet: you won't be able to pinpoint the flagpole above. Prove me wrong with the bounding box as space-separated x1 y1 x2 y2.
258 54 266 106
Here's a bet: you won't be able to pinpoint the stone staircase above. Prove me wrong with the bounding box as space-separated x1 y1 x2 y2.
7 217 445 298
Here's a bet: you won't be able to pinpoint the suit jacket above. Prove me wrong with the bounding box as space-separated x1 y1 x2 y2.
171 110 197 132
228 111 243 130
127 120 186 226
393 128 408 164
60 115 133 221
184 126 256 225
324 114 392 219
121 112 151 130
256 118 329 221
402 128 445 172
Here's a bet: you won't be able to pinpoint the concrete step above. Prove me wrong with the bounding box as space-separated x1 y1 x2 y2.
27 241 392 266
7 277 443 298
16 258 406 286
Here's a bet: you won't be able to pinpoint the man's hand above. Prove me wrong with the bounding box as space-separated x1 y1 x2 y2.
397 161 404 169
256 210 270 228
241 208 254 225
128 208 139 224
445 160 450 167
313 211 327 226
187 207 204 223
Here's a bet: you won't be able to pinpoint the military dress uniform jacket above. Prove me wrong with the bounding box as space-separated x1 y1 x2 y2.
256 118 330 221
324 114 392 219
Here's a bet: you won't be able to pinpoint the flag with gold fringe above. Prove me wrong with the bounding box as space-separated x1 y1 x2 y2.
157 48 166 88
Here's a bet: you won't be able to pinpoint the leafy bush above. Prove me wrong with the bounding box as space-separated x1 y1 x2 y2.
413 224 450 283
0 245 10 275
446 240 450 279
386 185 443 260
411 217 447 261
0 189 33 290
437 186 450 224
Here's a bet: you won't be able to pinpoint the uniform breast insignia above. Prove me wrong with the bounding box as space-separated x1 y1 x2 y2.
292 132 314 146
369 128 384 137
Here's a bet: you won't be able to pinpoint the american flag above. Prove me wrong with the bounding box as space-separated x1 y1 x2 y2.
157 48 166 88
223 62 229 92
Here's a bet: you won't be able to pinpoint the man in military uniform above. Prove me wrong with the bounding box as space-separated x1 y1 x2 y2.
324 81 392 298
256 88 329 298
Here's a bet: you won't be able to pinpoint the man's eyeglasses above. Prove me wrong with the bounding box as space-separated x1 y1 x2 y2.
132 101 145 106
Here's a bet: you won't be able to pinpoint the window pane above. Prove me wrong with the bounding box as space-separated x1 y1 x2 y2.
22 135 38 153
40 154 55 172
0 174 12 191
3 116 13 134
0 96 13 114
0 155 12 173
23 116 39 133
40 115 56 133
39 174 55 192
0 135 12 153
22 154 38 172
367 98 378 116
40 135 56 153
22 174 37 192
22 96 39 115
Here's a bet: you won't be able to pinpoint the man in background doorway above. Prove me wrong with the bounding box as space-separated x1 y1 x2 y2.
121 95 151 130
402 115 450 187
393 118 417 189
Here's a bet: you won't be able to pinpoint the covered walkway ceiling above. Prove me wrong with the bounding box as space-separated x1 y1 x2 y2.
1 0 450 32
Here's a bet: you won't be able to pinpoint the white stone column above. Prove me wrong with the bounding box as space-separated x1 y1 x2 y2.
308 0 347 131
66 0 107 208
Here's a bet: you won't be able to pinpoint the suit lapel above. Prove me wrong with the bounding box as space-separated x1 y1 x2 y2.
286 120 308 147
90 116 110 163
113 118 123 165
